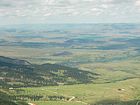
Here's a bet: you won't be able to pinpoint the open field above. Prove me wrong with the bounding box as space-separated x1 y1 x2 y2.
11 78 140 105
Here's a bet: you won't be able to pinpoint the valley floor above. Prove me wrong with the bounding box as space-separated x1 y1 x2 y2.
12 78 140 105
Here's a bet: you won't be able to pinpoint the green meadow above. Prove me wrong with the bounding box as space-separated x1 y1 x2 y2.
12 78 140 105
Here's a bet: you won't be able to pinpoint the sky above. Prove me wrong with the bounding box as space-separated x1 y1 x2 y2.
0 0 140 25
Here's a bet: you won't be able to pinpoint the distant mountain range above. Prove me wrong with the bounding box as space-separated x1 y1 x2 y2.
0 56 98 88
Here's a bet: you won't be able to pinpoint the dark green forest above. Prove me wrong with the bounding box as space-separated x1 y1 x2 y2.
0 56 97 88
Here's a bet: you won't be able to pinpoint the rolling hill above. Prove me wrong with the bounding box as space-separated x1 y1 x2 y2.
0 56 98 88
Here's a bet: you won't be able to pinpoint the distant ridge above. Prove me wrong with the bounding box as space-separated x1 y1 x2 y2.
0 56 31 66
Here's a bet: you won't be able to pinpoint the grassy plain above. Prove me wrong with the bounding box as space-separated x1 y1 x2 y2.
12 78 140 105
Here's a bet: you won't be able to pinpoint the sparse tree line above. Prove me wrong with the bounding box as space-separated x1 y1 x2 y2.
0 91 28 105
14 95 70 101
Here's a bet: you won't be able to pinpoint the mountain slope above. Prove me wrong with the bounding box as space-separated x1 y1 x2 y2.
0 56 98 88
0 56 31 66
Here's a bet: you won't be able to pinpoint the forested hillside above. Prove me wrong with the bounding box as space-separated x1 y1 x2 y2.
0 56 97 88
